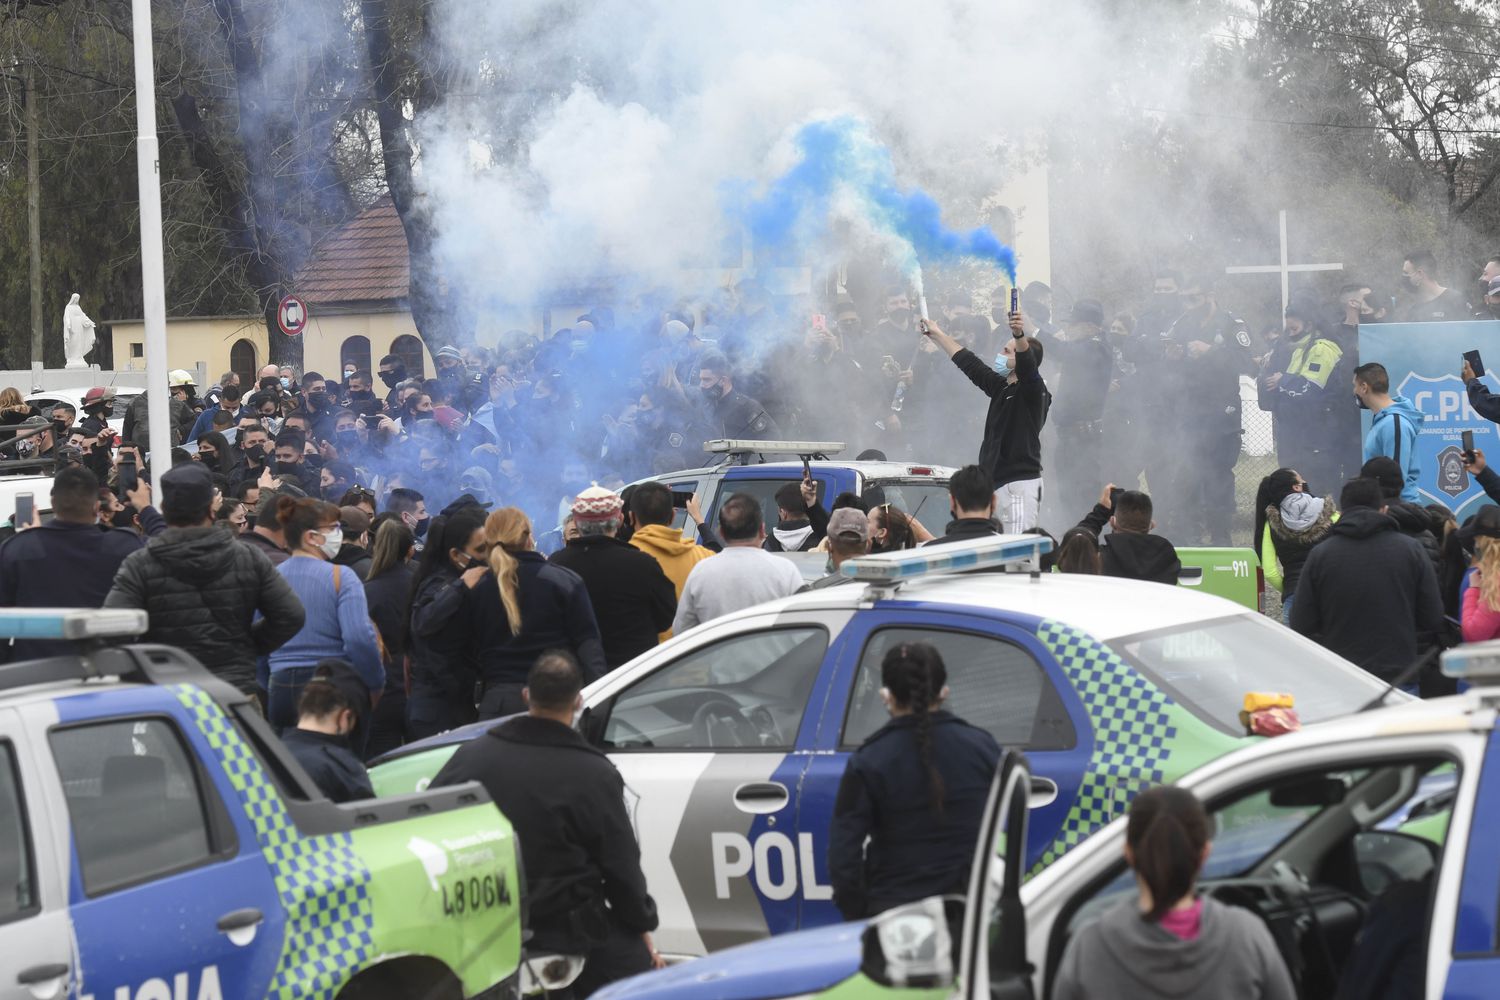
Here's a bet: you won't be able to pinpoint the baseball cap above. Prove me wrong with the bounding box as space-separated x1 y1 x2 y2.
339 505 371 537
160 462 215 519
828 507 870 542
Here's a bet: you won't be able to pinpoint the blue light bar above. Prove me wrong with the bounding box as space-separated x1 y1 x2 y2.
1441 640 1500 681
0 608 148 641
841 534 1053 584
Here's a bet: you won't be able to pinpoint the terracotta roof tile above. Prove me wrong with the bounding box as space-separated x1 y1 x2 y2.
295 196 410 304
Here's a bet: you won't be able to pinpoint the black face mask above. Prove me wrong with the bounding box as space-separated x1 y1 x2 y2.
414 516 431 539
51 421 68 440
275 460 302 477
348 389 374 401
379 370 404 388
409 409 433 422
336 430 360 451
887 308 912 326
245 514 257 531
307 391 329 410
702 383 727 404
111 508 137 530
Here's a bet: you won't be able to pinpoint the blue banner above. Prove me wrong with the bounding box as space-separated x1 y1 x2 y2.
1359 320 1500 518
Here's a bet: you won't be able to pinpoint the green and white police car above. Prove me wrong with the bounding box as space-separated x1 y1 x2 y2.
0 609 529 1000
371 535 1395 964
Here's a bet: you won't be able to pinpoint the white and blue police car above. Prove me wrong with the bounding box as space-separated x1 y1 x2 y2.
371 535 1397 963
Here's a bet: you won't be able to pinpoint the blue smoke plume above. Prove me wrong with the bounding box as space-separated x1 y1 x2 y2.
738 116 1018 284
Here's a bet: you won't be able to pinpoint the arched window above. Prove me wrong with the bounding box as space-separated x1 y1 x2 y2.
340 335 371 374
230 339 257 388
390 334 426 378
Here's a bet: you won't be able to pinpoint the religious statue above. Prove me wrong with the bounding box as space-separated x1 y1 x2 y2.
63 292 96 369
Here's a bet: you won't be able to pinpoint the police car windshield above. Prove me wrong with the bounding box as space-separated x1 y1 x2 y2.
1107 614 1390 736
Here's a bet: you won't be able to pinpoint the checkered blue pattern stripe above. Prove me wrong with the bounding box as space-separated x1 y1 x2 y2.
172 685 376 999
1033 621 1178 869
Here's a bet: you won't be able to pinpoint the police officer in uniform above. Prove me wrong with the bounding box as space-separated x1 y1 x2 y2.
1166 274 1254 545
697 348 782 440
1037 299 1115 521
279 661 374 803
432 651 662 997
1260 293 1346 491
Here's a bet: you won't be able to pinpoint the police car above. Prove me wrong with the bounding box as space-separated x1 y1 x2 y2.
643 439 957 541
369 535 1393 962
590 642 1500 1000
641 439 1263 609
0 609 526 1000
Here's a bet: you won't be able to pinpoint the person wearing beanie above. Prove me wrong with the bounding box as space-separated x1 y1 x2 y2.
1260 293 1347 492
105 462 306 694
549 485 677 669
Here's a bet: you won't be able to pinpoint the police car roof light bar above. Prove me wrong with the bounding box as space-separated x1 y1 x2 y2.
0 608 148 641
1440 640 1500 688
705 439 845 467
841 534 1054 587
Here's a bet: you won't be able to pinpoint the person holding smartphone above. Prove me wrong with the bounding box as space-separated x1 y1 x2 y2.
921 310 1050 533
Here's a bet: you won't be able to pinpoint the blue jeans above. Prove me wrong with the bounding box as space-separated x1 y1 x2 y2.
1281 594 1294 625
268 666 318 733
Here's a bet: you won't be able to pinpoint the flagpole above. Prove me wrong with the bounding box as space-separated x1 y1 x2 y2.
131 0 172 489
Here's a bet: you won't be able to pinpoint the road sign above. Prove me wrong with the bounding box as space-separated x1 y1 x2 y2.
278 295 308 337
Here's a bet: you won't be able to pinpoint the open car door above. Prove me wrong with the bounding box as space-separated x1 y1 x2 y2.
960 751 1033 1000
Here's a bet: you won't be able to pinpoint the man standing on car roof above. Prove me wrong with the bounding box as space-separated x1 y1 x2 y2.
432 651 662 997
922 312 1050 533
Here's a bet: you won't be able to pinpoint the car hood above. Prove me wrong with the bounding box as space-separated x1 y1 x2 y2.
594 919 866 1000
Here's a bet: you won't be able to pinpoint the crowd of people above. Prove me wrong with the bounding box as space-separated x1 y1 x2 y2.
1 246 1499 997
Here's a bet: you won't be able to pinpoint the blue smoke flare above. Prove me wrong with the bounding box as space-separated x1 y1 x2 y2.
739 116 1018 283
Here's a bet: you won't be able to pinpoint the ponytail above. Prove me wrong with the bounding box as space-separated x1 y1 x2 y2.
484 507 533 636
880 642 948 818
1126 786 1210 922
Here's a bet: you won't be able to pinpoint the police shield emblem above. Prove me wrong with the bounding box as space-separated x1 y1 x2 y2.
668 432 684 449
1438 445 1470 498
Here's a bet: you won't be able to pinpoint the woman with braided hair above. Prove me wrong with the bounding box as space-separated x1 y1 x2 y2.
826 641 1001 920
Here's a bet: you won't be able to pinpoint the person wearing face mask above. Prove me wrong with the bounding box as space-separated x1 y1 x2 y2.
343 369 380 417
376 354 409 409
408 507 488 739
696 349 782 441
188 383 244 442
1398 250 1470 323
386 487 429 542
923 312 1050 533
264 496 384 733
1162 275 1254 545
1259 294 1347 492
279 661 375 802
1354 361 1423 504
1029 298 1114 522
271 429 312 491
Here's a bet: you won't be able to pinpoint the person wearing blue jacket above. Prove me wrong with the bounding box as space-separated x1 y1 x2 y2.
1355 362 1423 503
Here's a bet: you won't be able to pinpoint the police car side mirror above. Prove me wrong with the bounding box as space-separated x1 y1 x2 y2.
859 896 959 990
1353 830 1439 899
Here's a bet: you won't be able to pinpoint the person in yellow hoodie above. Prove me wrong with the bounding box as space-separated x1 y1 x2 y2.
627 482 715 638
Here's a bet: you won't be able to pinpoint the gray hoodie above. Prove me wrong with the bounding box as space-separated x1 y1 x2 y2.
1052 897 1295 1000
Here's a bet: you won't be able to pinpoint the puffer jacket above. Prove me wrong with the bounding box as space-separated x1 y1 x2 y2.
104 525 306 692
1262 498 1335 599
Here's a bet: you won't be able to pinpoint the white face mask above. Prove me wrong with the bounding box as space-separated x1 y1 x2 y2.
316 525 343 559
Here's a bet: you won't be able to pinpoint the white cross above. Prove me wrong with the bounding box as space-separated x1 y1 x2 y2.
1224 210 1343 317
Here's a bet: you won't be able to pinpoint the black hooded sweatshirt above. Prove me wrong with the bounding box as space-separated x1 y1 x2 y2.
1076 503 1181 585
949 342 1050 488
1289 507 1445 681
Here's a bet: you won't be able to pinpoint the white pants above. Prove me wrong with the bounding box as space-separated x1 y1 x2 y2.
995 478 1042 534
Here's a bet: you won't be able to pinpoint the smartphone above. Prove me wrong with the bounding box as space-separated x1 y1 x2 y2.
1109 486 1125 508
1464 429 1477 462
1465 349 1486 379
670 490 695 509
118 458 138 494
15 493 33 527
802 458 812 481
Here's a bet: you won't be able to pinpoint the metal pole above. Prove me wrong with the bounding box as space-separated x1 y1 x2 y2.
131 0 171 489
24 67 41 368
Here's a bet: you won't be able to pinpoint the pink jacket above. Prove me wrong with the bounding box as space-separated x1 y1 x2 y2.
1462 585 1500 643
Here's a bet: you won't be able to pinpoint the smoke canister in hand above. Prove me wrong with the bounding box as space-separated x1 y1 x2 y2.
1010 286 1019 316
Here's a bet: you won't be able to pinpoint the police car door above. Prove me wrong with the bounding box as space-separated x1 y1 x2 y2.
590 611 845 957
803 611 1086 930
960 752 1033 999
41 703 282 1000
0 705 71 1000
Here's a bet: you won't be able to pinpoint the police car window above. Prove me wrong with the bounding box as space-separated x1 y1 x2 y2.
603 627 828 750
861 481 951 539
1109 614 1388 736
50 718 219 895
714 479 826 535
842 628 1075 751
0 741 35 922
